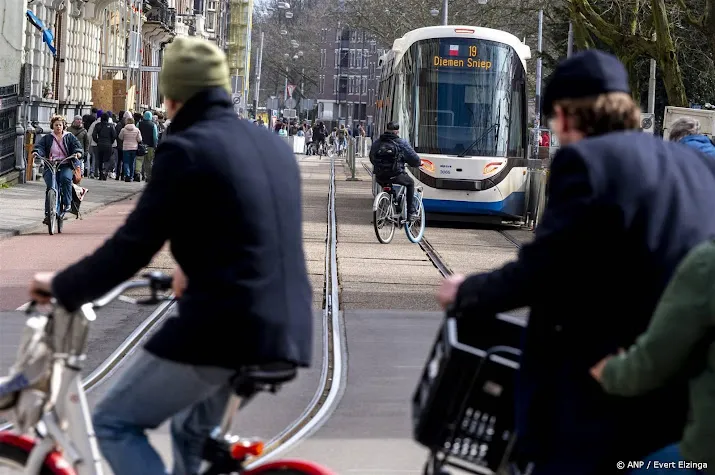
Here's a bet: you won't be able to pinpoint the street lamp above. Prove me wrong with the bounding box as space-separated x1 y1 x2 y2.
434 0 487 25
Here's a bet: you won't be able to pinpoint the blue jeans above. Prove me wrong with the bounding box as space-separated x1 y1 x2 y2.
123 150 137 178
43 164 73 216
92 349 235 475
628 444 706 474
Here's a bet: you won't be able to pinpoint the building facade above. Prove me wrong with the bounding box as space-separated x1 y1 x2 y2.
315 26 387 127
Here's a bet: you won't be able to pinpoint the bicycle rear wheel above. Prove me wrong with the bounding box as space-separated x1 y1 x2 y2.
405 194 426 243
46 189 57 235
373 192 395 244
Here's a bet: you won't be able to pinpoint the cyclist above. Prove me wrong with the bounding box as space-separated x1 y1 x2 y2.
337 124 347 155
32 114 83 225
29 36 312 475
370 122 421 220
312 121 326 155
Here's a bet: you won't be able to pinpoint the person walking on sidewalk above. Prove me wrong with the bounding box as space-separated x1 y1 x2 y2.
68 115 90 176
138 110 158 182
92 112 117 181
118 117 142 183
86 110 103 178
30 36 312 475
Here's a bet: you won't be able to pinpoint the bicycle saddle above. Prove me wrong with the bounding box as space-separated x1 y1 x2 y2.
231 362 298 395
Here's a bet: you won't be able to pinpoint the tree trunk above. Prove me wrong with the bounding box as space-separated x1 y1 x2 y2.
621 55 641 105
651 0 688 106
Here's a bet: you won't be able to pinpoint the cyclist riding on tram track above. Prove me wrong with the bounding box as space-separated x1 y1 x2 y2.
26 36 315 475
370 122 422 220
32 115 83 226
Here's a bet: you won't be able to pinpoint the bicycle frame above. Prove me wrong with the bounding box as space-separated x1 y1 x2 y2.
40 157 73 217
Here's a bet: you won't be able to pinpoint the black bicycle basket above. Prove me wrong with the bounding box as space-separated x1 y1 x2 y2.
412 311 527 474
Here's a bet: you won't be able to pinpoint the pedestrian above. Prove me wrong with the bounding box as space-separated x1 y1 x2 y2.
437 50 715 474
29 35 312 475
86 109 103 178
138 111 159 182
668 117 715 157
92 112 117 181
68 115 90 176
118 117 142 183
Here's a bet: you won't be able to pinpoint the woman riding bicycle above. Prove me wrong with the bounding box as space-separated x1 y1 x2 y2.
33 115 83 224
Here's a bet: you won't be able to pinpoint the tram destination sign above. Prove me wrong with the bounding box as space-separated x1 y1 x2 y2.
433 44 492 70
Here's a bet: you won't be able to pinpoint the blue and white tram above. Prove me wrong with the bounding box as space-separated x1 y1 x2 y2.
374 26 532 219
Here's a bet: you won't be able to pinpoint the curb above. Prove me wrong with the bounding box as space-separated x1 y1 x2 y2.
0 189 144 242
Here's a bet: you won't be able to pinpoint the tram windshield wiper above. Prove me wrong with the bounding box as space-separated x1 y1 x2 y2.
457 123 499 158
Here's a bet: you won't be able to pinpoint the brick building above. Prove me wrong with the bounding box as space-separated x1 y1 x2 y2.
315 26 388 127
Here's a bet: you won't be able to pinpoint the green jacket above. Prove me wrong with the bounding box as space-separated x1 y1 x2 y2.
601 240 715 468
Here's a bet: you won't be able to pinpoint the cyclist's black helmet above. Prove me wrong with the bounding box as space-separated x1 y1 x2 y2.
387 122 399 131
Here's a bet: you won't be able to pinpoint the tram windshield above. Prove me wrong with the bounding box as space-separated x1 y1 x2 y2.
400 37 527 157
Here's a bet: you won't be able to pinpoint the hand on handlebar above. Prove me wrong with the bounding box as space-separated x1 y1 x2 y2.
30 271 56 304
437 274 466 309
172 266 188 298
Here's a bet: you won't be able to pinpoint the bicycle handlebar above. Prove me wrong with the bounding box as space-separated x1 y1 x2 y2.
27 271 174 316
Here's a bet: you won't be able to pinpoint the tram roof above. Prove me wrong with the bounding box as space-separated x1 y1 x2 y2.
386 25 532 68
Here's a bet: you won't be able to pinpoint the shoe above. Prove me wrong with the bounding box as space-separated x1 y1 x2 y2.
124 176 131 182
42 216 49 225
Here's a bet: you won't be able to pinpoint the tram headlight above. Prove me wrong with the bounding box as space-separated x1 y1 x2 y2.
483 162 503 175
420 159 435 173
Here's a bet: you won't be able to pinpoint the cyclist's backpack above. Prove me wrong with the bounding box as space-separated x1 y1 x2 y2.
373 139 402 178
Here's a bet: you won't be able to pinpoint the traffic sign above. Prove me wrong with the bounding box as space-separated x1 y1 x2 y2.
284 97 296 109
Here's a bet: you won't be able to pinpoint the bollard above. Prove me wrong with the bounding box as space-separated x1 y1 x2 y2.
346 137 358 181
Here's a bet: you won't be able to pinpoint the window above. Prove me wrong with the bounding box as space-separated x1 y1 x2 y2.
339 49 349 68
319 75 325 94
336 28 341 41
349 49 354 68
356 49 362 70
363 49 369 69
320 49 326 68
341 28 350 41
333 76 338 93
362 76 367 94
348 76 353 94
321 28 327 41
369 62 375 76
339 76 348 94
205 11 215 30
334 49 339 68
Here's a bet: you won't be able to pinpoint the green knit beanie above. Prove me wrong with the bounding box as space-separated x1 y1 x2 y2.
159 36 232 103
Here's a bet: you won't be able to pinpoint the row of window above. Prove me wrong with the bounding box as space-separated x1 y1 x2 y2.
318 75 375 97
319 28 378 45
319 49 380 76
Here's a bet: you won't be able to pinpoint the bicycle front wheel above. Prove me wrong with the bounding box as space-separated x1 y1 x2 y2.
373 192 395 244
46 189 57 235
405 194 426 243
0 439 56 475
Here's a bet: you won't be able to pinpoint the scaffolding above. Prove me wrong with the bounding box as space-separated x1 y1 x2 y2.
227 0 253 114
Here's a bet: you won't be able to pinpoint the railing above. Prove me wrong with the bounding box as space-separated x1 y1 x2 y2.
0 85 18 176
145 4 176 30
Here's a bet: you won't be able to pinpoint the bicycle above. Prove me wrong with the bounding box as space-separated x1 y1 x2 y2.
372 181 426 244
0 271 336 475
35 154 76 235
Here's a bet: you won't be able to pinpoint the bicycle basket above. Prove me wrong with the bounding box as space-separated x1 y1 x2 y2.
412 313 526 473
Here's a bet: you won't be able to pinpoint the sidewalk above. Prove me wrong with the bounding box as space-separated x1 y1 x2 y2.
0 179 144 240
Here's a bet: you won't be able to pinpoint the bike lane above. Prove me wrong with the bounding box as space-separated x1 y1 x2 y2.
0 181 177 379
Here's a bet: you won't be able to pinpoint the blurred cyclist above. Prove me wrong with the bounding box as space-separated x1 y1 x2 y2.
29 37 312 475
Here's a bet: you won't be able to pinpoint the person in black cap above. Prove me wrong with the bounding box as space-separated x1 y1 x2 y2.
437 49 715 474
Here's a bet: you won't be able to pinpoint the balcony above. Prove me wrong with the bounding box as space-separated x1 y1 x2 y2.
143 2 176 43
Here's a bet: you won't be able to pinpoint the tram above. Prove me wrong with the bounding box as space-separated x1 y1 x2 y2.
374 26 532 219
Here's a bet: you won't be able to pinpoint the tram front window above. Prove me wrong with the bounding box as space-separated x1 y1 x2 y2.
406 38 526 157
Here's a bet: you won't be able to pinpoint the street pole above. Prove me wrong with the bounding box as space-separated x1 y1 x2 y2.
284 66 289 103
441 0 448 25
648 33 656 114
253 31 264 118
534 9 543 128
300 66 304 118
567 22 573 58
